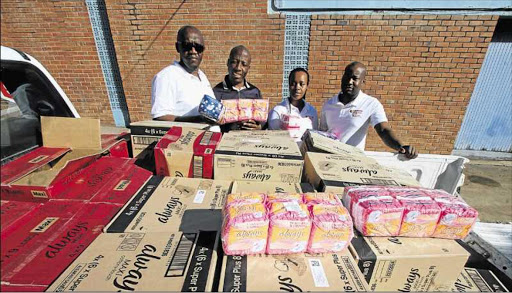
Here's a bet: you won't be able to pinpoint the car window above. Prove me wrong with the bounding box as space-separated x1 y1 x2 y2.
1 61 75 164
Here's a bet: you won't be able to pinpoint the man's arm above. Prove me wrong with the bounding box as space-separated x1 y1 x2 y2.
374 122 418 159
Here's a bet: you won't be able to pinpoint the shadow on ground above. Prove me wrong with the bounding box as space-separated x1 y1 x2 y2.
460 160 512 223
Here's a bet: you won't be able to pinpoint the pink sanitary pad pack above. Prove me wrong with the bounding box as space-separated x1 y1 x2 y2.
267 201 311 254
307 204 353 253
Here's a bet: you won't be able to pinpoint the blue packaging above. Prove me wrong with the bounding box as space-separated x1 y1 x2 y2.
199 94 224 122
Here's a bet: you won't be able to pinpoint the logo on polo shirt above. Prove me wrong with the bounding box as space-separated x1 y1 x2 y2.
350 109 363 117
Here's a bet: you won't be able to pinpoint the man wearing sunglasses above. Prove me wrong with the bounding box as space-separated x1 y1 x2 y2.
151 25 214 122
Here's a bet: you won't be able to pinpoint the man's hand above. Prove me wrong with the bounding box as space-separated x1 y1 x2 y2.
399 145 418 159
240 120 262 130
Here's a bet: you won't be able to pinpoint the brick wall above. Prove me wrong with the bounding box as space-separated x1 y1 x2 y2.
307 14 498 154
0 0 114 124
1 0 499 154
105 0 285 122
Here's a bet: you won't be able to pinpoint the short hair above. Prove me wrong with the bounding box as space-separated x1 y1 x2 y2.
229 45 250 60
345 61 366 76
177 25 201 42
288 67 310 85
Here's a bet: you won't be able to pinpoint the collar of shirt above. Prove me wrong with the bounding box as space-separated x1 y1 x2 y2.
174 61 204 82
222 75 250 91
336 91 365 109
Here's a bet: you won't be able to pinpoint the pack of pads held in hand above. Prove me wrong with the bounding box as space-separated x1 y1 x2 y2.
343 186 478 239
221 192 353 255
198 95 269 124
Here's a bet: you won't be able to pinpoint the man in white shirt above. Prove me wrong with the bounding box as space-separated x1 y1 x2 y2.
320 62 418 159
151 25 214 122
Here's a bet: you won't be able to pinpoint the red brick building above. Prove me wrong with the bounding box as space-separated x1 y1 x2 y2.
0 0 501 154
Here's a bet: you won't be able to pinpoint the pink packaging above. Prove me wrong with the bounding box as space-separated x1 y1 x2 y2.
252 99 269 122
386 187 424 198
422 188 454 199
342 186 390 213
267 201 311 254
352 196 404 236
238 99 253 121
303 192 342 206
221 203 268 255
225 192 266 206
221 100 239 123
266 193 303 204
398 196 442 238
307 204 353 253
432 197 478 239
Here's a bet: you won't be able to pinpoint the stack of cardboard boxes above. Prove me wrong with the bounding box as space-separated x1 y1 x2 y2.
1 119 502 292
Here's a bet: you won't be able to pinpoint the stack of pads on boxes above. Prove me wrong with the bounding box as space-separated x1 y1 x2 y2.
221 192 353 255
343 186 478 239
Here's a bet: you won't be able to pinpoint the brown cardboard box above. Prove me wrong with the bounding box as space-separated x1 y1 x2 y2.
303 152 419 192
451 268 509 292
130 120 211 157
219 249 369 292
46 231 220 292
301 130 367 157
349 235 470 291
214 131 304 183
1 117 109 202
231 180 302 193
154 127 222 178
105 176 231 233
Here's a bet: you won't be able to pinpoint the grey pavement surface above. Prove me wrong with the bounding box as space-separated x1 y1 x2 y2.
459 159 512 223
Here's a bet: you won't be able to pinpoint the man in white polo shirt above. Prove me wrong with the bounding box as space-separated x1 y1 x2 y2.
151 25 214 122
320 61 418 159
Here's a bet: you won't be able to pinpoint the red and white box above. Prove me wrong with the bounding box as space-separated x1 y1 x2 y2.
0 200 42 233
101 133 130 158
0 201 118 290
0 117 127 202
154 127 222 178
51 156 152 206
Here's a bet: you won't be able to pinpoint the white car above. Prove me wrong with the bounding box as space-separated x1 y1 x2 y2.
1 46 80 164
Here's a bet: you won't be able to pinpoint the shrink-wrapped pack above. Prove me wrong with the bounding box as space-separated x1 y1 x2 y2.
432 197 478 239
222 203 268 255
303 192 342 206
267 201 311 254
352 195 404 236
307 204 353 253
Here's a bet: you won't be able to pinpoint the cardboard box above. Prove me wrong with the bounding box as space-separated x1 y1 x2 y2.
451 267 509 292
301 130 367 157
52 156 152 205
0 117 113 202
349 234 470 291
303 152 418 192
0 200 41 233
214 131 304 183
1 201 119 288
219 249 369 292
231 180 302 193
101 133 130 158
130 120 211 157
105 176 231 233
46 231 221 292
0 284 47 292
154 127 222 178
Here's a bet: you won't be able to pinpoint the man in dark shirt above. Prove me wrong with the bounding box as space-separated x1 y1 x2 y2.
213 45 264 132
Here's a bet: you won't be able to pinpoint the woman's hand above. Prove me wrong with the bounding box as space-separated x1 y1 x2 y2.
241 120 262 130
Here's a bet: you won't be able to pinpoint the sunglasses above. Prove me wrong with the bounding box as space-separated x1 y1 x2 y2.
178 41 205 53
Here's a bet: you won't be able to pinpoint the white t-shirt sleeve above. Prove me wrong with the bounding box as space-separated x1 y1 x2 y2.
267 106 283 130
370 100 388 127
150 71 175 119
